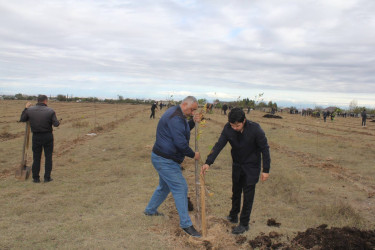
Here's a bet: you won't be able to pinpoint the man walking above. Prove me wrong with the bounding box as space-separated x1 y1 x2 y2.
144 96 202 237
20 95 60 183
201 108 271 234
150 102 158 119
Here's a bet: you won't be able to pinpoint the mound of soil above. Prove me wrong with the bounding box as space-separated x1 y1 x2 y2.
291 224 375 249
248 231 285 249
245 224 375 249
267 218 281 227
263 114 283 119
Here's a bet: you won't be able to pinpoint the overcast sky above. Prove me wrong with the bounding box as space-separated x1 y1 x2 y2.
1 0 374 108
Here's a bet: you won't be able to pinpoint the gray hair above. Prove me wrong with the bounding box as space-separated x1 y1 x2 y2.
181 96 197 105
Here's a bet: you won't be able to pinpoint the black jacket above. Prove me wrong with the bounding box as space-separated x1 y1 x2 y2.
361 111 367 119
20 103 60 133
205 120 271 184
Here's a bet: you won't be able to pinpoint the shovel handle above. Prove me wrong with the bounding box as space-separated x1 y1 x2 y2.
21 122 30 163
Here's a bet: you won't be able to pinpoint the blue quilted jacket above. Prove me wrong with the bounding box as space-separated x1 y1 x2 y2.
152 105 195 164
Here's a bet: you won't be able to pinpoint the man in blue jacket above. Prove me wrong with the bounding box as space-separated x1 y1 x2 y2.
144 96 202 237
201 108 271 234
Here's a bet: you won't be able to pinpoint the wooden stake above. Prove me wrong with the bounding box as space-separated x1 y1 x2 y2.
194 122 201 230
200 173 207 237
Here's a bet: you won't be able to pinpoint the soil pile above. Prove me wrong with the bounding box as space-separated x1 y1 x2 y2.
239 224 375 249
248 231 285 249
263 114 283 119
290 224 375 249
267 218 281 227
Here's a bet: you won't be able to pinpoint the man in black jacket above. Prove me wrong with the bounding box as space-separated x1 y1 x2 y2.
361 109 367 127
150 102 158 119
20 95 60 183
201 108 271 234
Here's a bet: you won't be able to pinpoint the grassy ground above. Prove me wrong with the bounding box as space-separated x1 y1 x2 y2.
1 100 374 249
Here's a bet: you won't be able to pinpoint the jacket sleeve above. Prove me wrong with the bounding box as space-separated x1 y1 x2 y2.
188 119 195 130
19 108 28 122
205 126 228 166
255 126 271 173
169 117 195 158
52 111 60 127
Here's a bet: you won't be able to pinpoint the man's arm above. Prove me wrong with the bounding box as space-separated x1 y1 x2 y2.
201 126 228 174
51 111 60 127
188 119 195 130
255 126 271 179
169 117 196 158
19 102 32 122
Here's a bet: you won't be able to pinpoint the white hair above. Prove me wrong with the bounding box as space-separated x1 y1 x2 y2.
181 96 197 105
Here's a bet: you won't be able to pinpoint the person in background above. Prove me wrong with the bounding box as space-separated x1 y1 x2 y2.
201 108 271 234
150 102 158 119
144 96 202 238
361 109 367 127
222 103 228 115
19 95 60 183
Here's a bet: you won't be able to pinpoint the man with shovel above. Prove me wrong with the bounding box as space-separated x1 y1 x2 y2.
144 96 202 238
201 108 271 234
20 95 60 183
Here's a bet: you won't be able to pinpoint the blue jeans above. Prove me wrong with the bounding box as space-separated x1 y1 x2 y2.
145 152 192 228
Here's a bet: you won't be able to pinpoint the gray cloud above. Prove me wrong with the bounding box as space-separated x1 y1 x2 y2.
1 0 374 106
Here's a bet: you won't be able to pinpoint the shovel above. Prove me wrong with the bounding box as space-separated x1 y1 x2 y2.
15 122 31 180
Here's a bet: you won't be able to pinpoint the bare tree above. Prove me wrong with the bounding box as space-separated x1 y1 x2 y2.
349 99 358 112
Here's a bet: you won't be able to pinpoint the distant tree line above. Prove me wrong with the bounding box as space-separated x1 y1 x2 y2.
1 93 155 105
2 94 373 114
198 96 277 111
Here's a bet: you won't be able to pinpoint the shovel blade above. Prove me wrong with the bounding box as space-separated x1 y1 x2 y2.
15 164 31 180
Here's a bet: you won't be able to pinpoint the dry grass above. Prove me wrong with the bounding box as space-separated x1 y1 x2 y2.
71 120 89 128
0 100 374 249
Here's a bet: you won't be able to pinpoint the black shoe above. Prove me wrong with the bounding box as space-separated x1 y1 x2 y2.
143 211 164 216
44 178 53 183
182 225 201 238
232 225 249 234
33 179 40 183
226 215 238 224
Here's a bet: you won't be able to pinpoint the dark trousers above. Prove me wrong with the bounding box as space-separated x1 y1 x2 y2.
362 118 366 126
150 110 155 119
32 133 54 180
229 173 256 227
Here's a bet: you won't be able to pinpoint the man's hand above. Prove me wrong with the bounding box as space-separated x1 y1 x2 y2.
194 152 200 161
25 102 32 108
193 113 202 123
201 164 209 175
261 173 269 182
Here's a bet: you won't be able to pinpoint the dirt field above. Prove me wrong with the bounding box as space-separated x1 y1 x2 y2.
1 100 374 249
